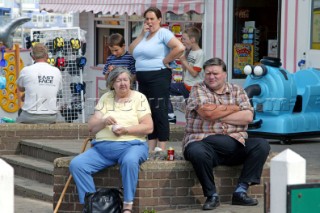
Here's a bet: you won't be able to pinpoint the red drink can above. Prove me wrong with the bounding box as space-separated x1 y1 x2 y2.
167 147 174 161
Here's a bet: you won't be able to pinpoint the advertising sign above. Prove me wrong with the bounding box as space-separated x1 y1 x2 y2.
233 43 253 78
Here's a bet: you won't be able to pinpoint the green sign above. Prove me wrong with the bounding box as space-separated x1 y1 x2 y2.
287 183 320 213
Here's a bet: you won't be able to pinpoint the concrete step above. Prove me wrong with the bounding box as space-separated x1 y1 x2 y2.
1 154 53 185
15 176 53 202
15 195 52 213
20 139 87 162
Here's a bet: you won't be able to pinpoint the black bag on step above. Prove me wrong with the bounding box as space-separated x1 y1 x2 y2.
83 188 123 213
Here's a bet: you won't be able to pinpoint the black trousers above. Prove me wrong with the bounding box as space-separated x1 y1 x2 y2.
184 134 270 197
136 69 172 141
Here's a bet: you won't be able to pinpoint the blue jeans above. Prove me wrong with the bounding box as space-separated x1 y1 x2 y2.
69 140 149 204
168 83 190 114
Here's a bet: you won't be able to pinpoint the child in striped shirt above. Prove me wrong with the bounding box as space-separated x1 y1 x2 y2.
103 33 136 86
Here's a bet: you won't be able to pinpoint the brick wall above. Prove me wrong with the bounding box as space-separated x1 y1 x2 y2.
0 123 184 156
53 156 271 213
0 123 92 155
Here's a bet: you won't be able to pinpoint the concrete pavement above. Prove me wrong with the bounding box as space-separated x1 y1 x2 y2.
14 195 264 213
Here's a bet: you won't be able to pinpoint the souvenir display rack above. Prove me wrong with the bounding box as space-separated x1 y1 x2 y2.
30 27 86 123
0 48 24 114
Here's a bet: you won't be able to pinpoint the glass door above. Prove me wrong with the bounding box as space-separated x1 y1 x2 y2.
94 14 126 66
232 0 280 79
307 0 320 68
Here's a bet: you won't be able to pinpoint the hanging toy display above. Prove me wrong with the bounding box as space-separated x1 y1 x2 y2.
60 104 79 123
71 94 82 113
0 47 24 113
0 47 7 89
70 38 81 52
81 42 86 56
53 37 64 54
67 59 79 76
70 82 86 95
47 52 55 66
29 27 86 123
0 75 6 90
31 40 39 48
76 56 87 69
55 51 67 71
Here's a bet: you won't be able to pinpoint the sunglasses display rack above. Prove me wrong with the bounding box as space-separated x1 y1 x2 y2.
30 27 87 123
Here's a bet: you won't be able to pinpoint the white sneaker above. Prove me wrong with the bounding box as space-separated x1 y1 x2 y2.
154 147 163 152
168 115 177 124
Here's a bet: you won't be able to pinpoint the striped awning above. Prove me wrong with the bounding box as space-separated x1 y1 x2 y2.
39 0 204 15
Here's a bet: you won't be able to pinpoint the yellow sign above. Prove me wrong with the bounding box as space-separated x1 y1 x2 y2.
233 43 253 75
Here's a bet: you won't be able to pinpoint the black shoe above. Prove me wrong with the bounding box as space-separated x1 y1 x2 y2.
232 192 258 206
168 115 176 124
203 195 220 210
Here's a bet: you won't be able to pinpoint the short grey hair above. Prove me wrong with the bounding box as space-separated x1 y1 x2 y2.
31 43 48 60
106 66 133 90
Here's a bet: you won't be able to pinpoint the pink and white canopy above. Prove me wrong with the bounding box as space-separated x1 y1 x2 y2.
39 0 204 15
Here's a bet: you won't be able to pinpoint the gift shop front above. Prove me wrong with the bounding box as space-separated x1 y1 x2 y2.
39 0 320 109
205 0 320 85
39 0 205 109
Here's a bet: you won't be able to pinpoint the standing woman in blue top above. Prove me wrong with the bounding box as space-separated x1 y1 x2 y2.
129 7 185 152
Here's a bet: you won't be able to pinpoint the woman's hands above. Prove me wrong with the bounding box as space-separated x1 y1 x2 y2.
104 116 129 136
104 115 117 126
143 22 151 33
112 126 129 136
163 61 173 69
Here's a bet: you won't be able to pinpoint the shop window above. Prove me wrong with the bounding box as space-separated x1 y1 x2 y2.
94 14 126 65
32 14 37 23
45 15 50 23
94 12 203 66
95 14 125 27
311 0 320 49
37 15 43 23
67 15 73 23
129 21 143 43
232 0 280 79
50 15 55 23
164 11 203 47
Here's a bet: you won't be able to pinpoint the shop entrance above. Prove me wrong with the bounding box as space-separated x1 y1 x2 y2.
308 0 320 68
232 0 280 79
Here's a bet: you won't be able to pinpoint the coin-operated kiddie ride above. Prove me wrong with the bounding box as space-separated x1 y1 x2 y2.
243 57 320 144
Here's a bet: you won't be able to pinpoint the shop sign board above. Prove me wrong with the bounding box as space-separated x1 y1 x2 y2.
233 43 253 76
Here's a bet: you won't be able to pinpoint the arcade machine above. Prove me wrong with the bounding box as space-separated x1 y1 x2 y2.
243 57 320 144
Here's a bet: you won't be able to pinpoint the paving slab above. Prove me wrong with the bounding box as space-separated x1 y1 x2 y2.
14 195 263 213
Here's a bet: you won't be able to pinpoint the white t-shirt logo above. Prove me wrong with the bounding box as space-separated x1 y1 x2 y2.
38 75 54 84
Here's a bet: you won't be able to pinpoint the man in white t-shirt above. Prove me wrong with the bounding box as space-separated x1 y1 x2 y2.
168 27 204 124
16 43 62 123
